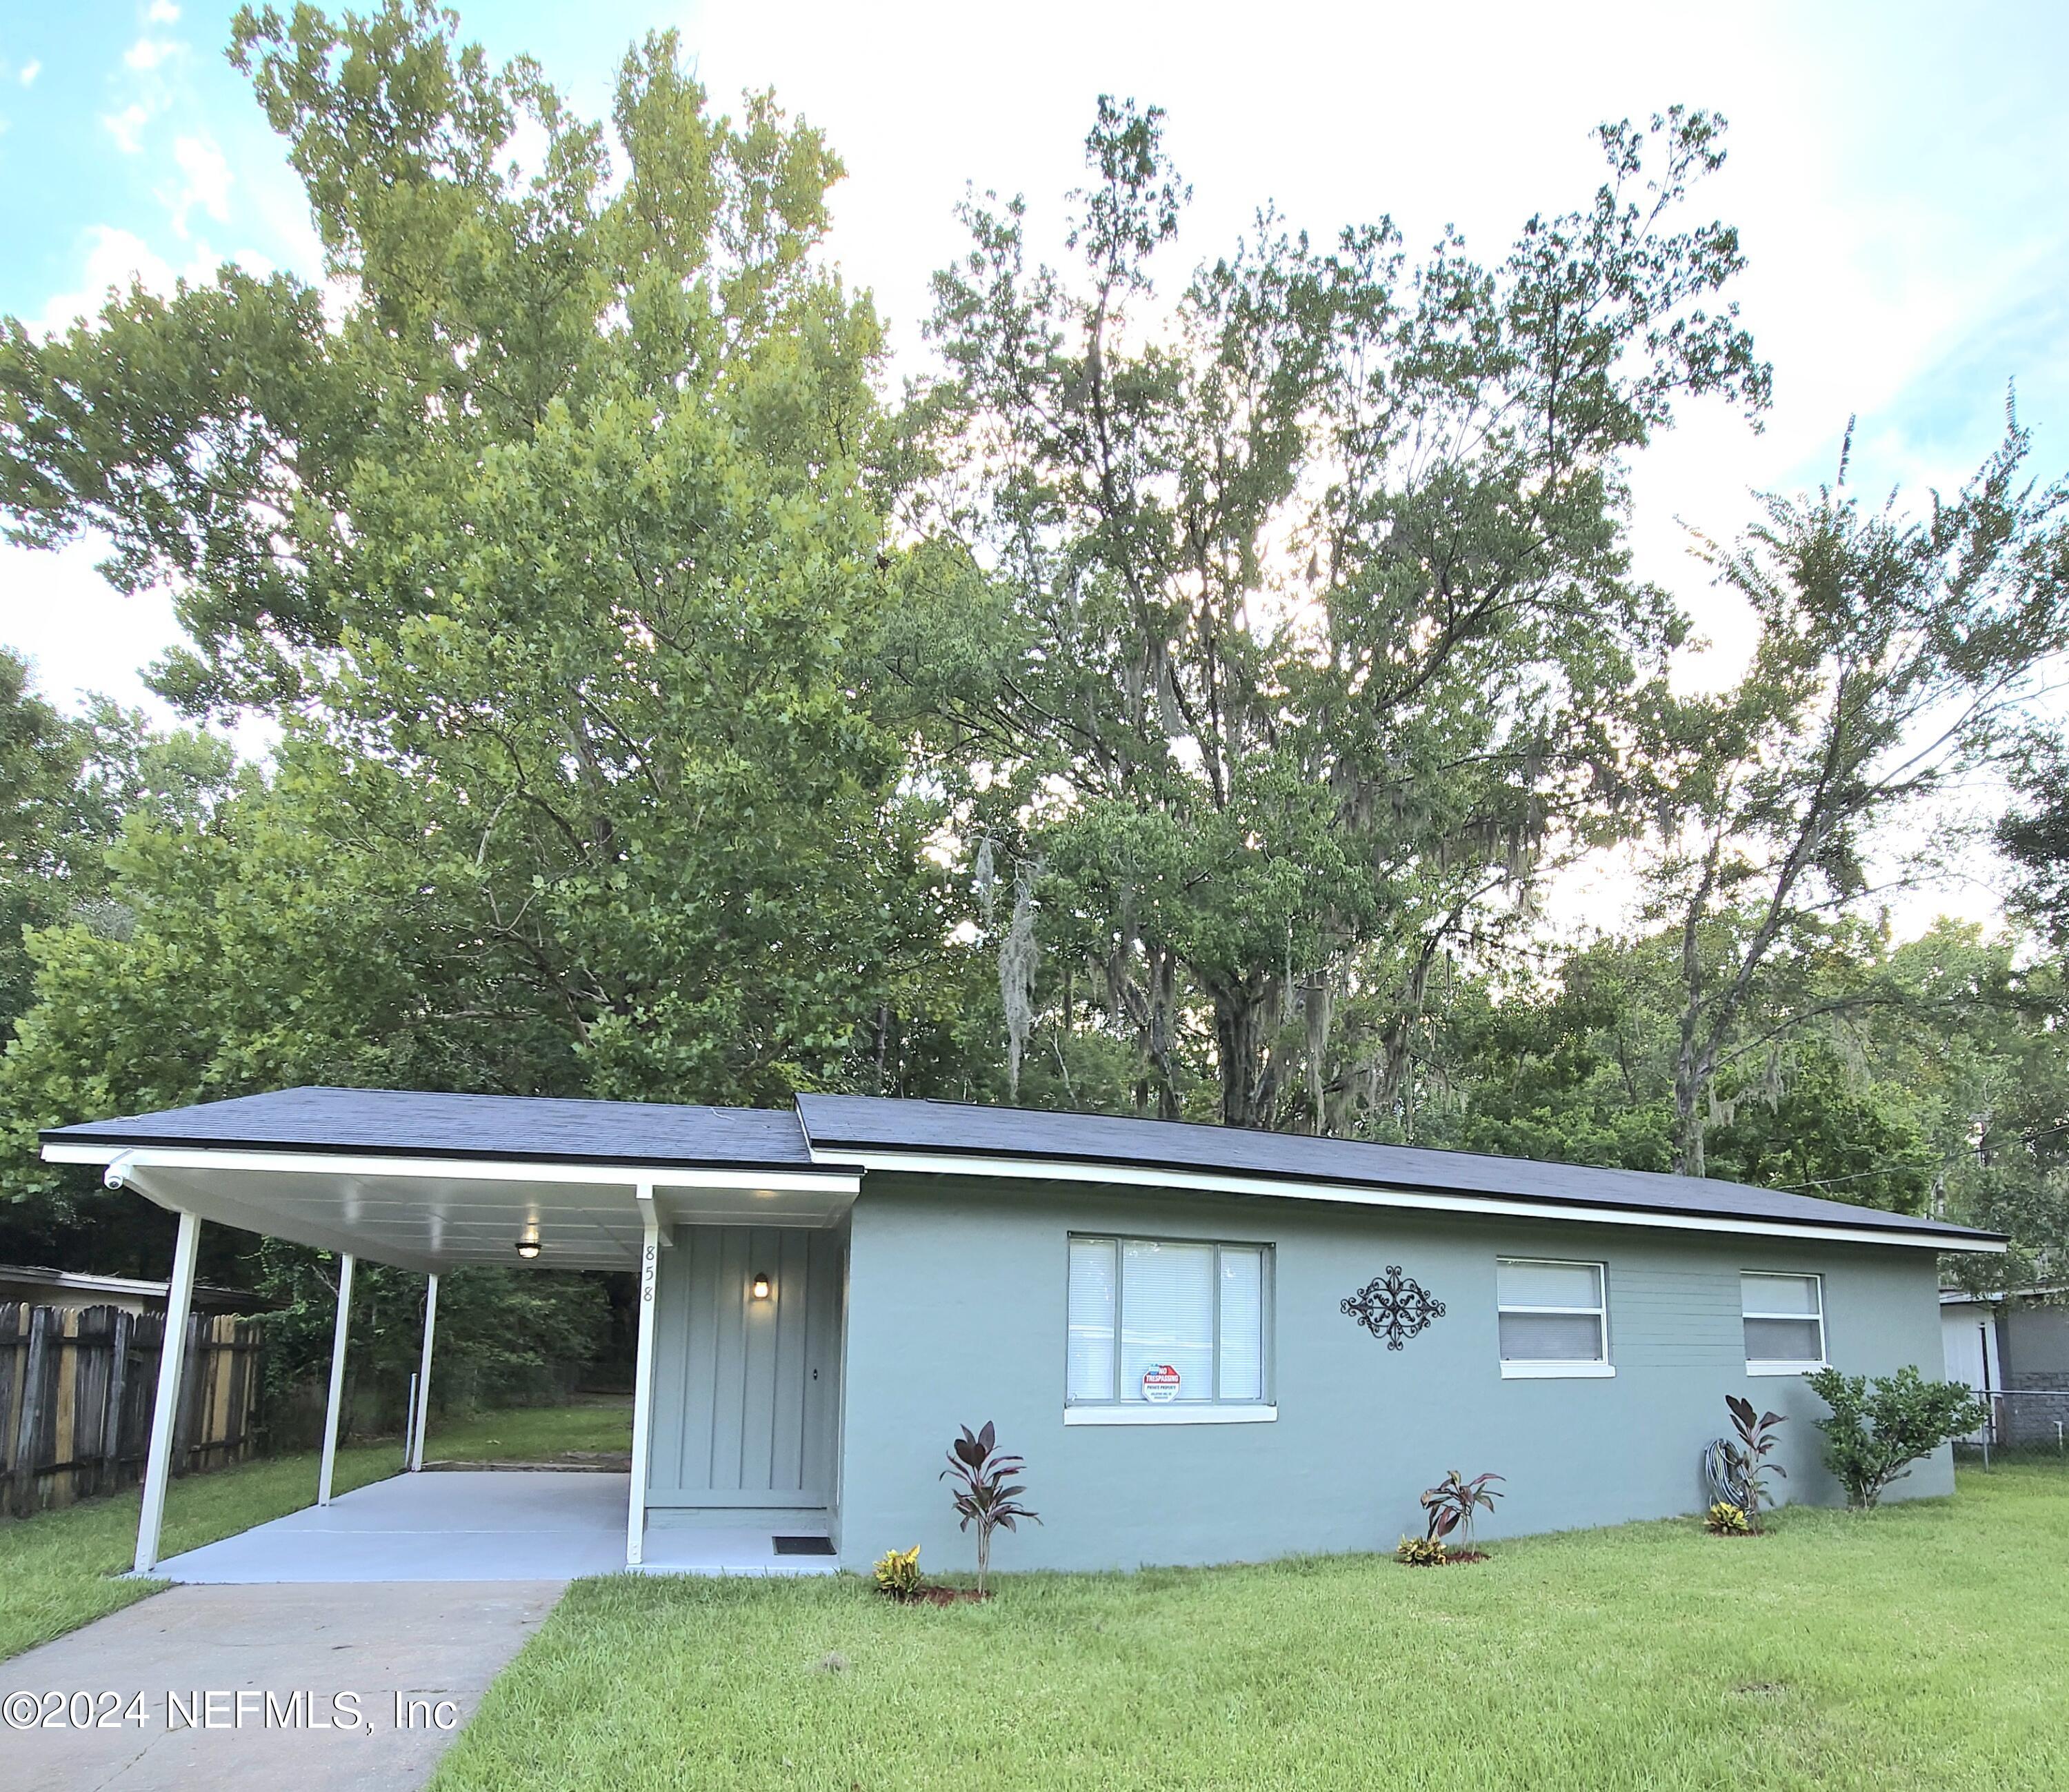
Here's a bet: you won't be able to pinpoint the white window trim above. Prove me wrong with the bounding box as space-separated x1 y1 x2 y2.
1065 1233 1274 1412
1496 1256 1611 1378
1500 1360 1617 1380
1064 1403 1278 1426
1741 1271 1828 1374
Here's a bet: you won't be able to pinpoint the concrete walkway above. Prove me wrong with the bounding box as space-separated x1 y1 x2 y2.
0 1580 562 1792
149 1471 835 1582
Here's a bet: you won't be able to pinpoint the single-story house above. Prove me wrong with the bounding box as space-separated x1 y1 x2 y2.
43 1088 2001 1580
1941 1284 2069 1446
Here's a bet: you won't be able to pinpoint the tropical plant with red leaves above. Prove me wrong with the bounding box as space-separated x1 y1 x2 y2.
1420 1470 1505 1552
941 1421 1041 1594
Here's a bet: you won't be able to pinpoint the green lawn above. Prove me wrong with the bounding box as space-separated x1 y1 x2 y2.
0 1398 631 1662
426 1395 631 1462
432 1464 2069 1792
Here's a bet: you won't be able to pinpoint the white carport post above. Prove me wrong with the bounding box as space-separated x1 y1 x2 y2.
134 1207 201 1575
408 1273 439 1471
626 1188 660 1568
316 1253 355 1506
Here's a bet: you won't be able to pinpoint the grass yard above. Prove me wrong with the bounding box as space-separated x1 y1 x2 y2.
0 1397 631 1662
426 1395 631 1462
433 1463 2069 1792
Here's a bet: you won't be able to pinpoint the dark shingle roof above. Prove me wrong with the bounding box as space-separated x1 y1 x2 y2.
46 1086 2004 1245
45 1086 814 1171
794 1094 2003 1245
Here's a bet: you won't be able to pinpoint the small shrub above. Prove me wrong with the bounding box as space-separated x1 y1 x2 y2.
1705 1502 1752 1535
1419 1470 1504 1551
941 1421 1041 1595
1804 1366 1992 1509
1396 1534 1450 1566
1702 1395 1788 1528
872 1544 923 1598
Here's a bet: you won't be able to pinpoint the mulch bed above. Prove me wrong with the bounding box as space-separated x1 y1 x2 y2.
882 1586 992 1606
1400 1549 1489 1566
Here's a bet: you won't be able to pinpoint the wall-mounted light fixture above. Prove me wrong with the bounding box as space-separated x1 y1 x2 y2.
750 1272 772 1302
514 1223 542 1260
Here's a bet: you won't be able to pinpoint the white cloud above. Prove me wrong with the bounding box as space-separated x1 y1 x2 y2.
31 225 234 336
19 60 40 86
124 37 177 72
146 0 181 20
102 101 152 154
169 135 232 237
0 537 186 721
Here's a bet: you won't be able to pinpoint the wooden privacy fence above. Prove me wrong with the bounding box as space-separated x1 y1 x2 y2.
0 1302 265 1517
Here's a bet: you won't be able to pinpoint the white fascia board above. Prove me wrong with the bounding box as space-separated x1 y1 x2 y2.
810 1147 2004 1254
43 1139 858 1198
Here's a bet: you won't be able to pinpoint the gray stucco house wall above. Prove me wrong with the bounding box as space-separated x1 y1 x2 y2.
832 1173 1950 1574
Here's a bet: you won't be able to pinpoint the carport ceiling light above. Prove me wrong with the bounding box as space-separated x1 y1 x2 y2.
515 1223 542 1260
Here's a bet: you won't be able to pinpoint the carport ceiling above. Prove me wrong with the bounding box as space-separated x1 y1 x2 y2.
41 1088 857 1275
41 1146 858 1275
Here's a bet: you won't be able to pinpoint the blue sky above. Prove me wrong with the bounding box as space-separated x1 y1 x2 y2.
3 0 2068 745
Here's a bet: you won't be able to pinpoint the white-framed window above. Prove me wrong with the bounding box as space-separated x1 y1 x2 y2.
1742 1272 1826 1374
1065 1235 1275 1424
1496 1257 1612 1378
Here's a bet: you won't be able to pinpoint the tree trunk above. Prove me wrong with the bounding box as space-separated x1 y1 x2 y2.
1212 979 1275 1128
1672 1033 1708 1177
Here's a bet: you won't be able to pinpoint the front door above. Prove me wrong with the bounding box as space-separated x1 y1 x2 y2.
647 1224 843 1513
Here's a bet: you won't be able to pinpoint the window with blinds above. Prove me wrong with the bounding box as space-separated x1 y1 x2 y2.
1495 1257 1611 1376
1066 1235 1271 1406
1741 1272 1826 1372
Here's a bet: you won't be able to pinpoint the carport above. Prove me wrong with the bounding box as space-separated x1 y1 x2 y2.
40 1089 857 1578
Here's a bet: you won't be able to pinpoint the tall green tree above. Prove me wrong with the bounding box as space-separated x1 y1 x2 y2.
1641 417 2069 1173
0 652 100 1040
0 651 232 1051
0 3 961 1138
1415 916 2061 1234
911 99 1768 1128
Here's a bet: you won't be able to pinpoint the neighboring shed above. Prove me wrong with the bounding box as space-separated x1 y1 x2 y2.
0 1264 273 1316
1942 1285 2069 1447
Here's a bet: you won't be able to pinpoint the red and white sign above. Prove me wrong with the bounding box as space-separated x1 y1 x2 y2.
1141 1363 1181 1403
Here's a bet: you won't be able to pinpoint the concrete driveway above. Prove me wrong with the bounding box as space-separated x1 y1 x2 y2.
0 1580 563 1792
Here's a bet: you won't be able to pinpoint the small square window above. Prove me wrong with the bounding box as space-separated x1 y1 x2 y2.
1496 1258 1611 1377
1741 1273 1826 1373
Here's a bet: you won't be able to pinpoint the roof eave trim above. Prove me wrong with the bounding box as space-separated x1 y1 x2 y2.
808 1145 2006 1253
42 1139 859 1196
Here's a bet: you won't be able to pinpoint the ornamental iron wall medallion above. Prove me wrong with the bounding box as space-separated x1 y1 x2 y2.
1341 1266 1446 1350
